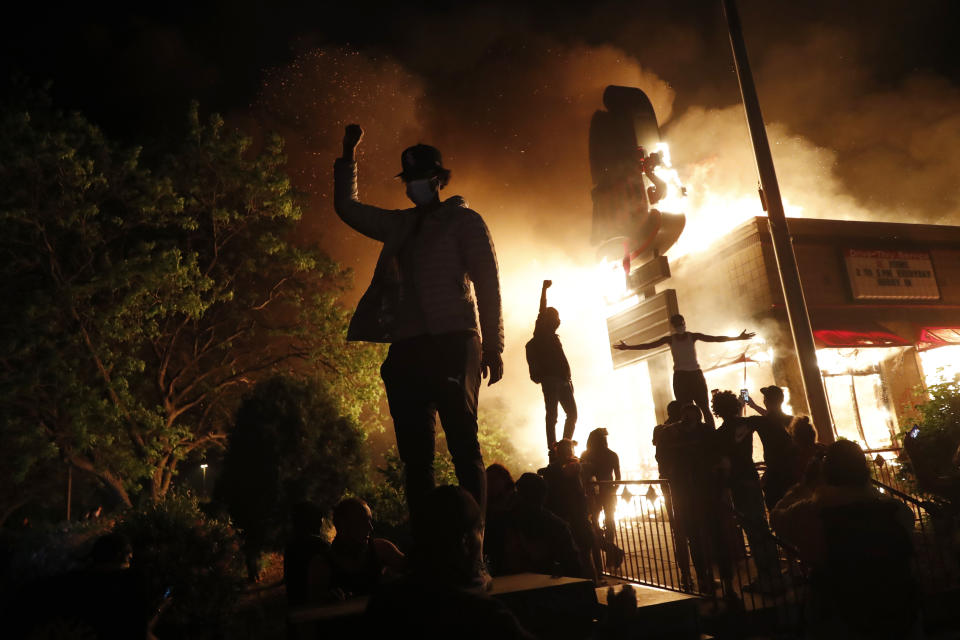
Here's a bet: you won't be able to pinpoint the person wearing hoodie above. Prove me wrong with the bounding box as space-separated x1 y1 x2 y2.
526 279 577 456
772 439 919 638
334 125 503 523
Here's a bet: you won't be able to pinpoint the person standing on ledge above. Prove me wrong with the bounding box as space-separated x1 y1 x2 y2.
526 279 577 457
333 124 503 523
614 313 753 428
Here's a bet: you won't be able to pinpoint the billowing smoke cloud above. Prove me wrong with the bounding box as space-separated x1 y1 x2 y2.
249 9 960 473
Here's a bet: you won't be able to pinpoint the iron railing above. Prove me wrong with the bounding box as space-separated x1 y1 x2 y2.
593 479 808 637
864 446 918 498
869 479 959 594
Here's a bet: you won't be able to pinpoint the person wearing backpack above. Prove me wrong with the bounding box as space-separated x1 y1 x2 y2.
525 279 577 458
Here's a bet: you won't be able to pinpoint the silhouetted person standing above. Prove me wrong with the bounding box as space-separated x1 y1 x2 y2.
747 386 799 510
615 314 753 428
654 403 734 595
334 125 503 521
581 428 621 546
526 279 577 455
541 439 599 580
712 390 781 593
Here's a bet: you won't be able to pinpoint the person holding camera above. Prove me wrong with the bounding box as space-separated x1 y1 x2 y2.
334 125 503 523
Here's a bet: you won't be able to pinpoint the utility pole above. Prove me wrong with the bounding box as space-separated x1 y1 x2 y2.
721 0 834 442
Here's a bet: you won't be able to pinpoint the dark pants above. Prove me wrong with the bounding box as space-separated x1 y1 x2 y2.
672 369 714 428
542 378 577 448
730 479 780 579
381 331 486 521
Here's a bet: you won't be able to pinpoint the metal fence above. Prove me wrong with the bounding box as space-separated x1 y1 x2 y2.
595 480 808 636
868 479 960 594
864 446 917 498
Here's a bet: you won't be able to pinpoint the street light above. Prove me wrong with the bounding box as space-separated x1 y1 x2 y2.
200 463 209 494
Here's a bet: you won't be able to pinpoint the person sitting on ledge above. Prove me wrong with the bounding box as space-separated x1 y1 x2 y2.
309 497 405 602
365 486 535 639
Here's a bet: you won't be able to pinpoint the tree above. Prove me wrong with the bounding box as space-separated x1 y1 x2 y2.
0 93 382 514
214 376 366 578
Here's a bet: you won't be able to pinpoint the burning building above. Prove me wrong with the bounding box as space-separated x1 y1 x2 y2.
608 215 960 450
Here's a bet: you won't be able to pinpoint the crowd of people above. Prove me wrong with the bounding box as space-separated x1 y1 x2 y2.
323 125 926 638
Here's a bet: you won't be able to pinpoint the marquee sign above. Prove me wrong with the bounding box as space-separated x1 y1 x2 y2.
844 249 939 300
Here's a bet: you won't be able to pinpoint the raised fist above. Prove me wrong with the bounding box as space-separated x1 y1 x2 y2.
343 124 364 150
542 279 552 289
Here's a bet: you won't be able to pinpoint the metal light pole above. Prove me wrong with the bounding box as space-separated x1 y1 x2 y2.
721 0 834 442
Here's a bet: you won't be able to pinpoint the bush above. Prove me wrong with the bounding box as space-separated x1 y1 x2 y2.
898 381 960 491
114 493 245 635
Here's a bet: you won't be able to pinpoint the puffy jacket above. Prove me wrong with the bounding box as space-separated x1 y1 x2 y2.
334 159 503 355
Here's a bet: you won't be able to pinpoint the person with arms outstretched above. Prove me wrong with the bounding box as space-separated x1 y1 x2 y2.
334 124 503 525
614 313 753 428
526 279 577 455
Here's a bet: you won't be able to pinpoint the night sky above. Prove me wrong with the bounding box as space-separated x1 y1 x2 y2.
5 0 960 290
6 0 960 465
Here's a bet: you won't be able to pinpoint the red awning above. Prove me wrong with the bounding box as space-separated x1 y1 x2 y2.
917 327 960 351
813 326 911 348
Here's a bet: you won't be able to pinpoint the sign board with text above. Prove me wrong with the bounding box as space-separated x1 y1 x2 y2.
844 249 939 300
607 289 679 369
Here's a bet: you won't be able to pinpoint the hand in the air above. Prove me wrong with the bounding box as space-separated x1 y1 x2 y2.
542 279 552 289
482 351 504 386
343 124 363 158
738 330 755 340
613 340 630 351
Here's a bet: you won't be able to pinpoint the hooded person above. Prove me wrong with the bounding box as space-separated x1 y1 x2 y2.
526 279 577 457
334 125 503 524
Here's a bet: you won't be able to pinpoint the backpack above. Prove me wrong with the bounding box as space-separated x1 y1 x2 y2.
525 337 543 383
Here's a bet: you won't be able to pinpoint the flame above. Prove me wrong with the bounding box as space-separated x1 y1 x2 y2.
918 345 960 386
485 141 886 477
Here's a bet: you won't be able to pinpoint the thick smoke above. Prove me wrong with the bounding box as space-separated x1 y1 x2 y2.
251 7 960 472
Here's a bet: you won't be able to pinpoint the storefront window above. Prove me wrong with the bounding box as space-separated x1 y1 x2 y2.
918 345 960 386
817 347 902 450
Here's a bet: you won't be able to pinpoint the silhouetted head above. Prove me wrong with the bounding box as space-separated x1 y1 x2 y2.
332 497 373 546
665 400 683 423
680 402 703 424
760 385 785 412
486 463 515 502
91 533 132 569
669 314 686 334
555 438 576 462
823 440 871 487
291 501 325 536
535 307 561 334
586 428 609 452
516 472 548 508
415 486 483 585
396 144 450 206
711 390 742 421
791 416 817 447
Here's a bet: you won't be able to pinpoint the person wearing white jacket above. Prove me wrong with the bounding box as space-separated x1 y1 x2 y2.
334 124 503 523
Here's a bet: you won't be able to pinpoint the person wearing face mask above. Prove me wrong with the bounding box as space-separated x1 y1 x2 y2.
334 124 503 528
614 314 753 428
